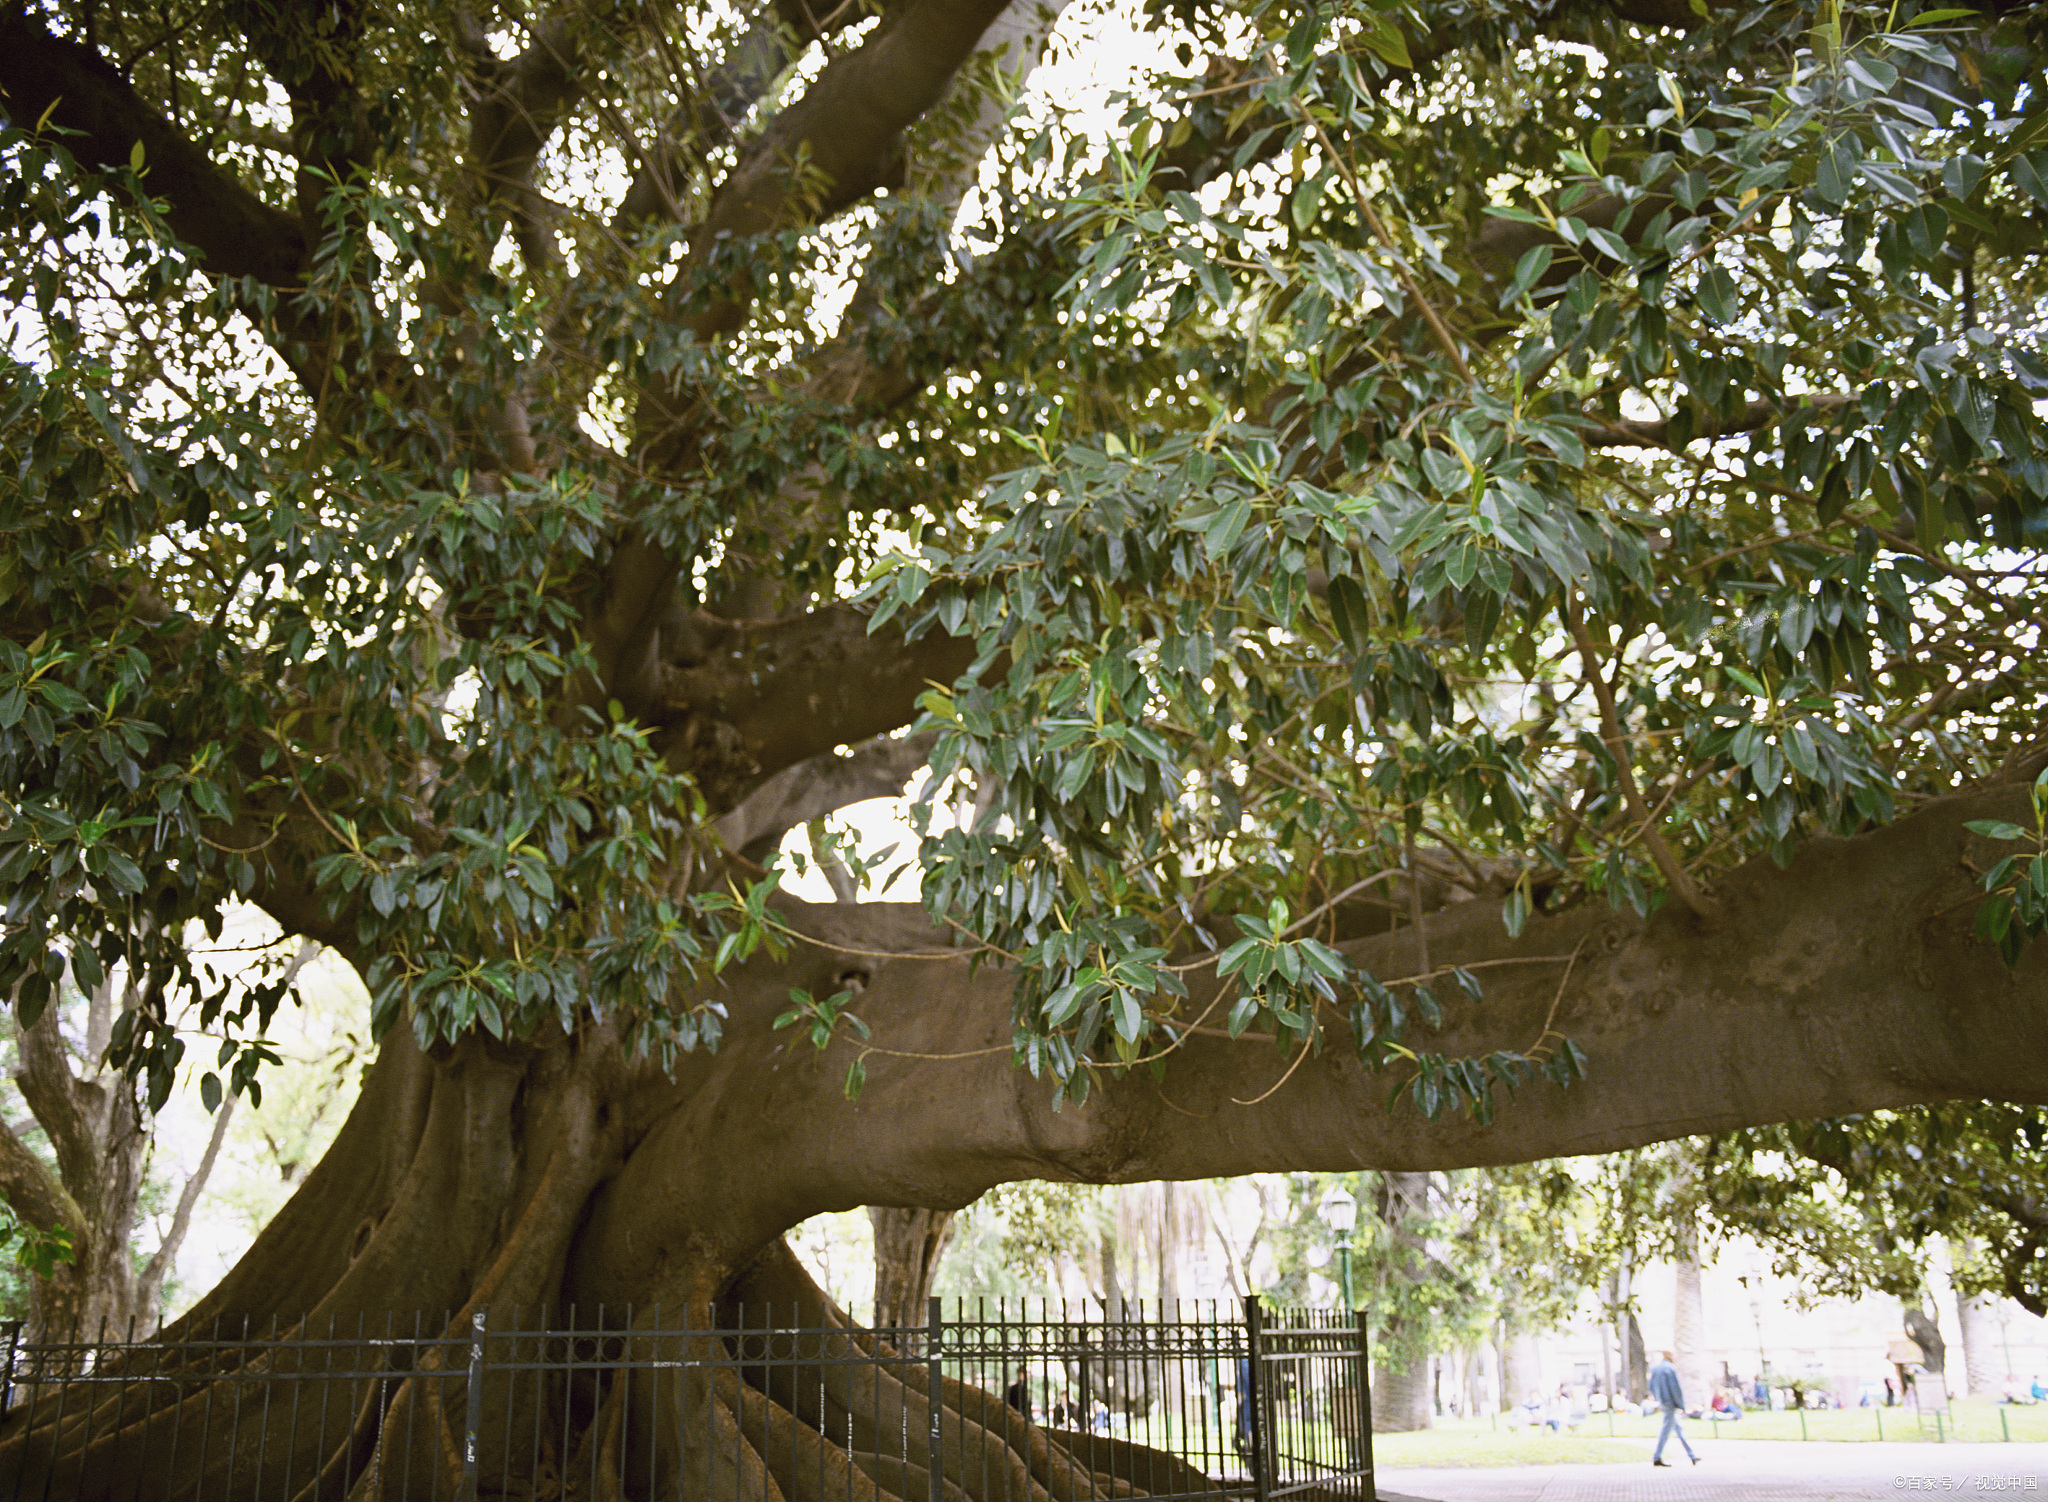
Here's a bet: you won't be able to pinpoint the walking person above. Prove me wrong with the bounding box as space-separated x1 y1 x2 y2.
1649 1350 1701 1468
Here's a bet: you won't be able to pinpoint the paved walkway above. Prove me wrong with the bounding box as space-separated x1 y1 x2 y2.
1376 1438 2048 1501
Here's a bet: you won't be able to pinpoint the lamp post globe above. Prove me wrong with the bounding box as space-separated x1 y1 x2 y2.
1318 1183 1358 1311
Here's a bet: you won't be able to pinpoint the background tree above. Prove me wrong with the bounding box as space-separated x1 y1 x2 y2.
3 0 2048 1491
0 937 320 1338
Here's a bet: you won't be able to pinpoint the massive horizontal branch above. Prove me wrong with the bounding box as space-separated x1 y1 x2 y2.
630 0 1020 468
0 12 307 286
569 774 2048 1294
1584 393 1854 451
689 0 1018 272
0 1118 83 1240
458 12 585 271
660 604 978 784
712 730 943 854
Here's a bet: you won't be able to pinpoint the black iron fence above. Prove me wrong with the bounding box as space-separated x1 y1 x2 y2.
0 1297 1373 1502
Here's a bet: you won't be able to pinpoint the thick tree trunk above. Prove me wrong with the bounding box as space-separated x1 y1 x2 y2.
7 987 228 1343
1673 1217 1709 1413
1498 1328 1539 1414
1904 1302 1950 1407
1624 1314 1648 1403
1368 1350 1433 1435
1370 1173 1434 1434
1955 1289 2003 1396
871 1206 959 1330
4 780 2045 1493
1949 1239 2005 1397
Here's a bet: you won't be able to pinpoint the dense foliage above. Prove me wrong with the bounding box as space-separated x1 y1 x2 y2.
1 0 2045 1288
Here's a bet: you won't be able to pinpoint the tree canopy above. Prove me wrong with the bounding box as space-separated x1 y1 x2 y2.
2 0 2047 1363
5 0 2048 1485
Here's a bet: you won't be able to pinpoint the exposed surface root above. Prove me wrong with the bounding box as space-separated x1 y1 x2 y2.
847 1450 973 1502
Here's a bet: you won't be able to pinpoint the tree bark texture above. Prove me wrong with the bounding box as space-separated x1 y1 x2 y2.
4 0 2045 1487
1369 1173 1434 1434
4 979 234 1343
870 1206 959 1333
7 776 2036 1488
1954 1287 2004 1397
1672 1216 1709 1412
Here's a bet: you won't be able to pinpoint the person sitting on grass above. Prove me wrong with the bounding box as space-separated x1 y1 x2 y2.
1649 1351 1701 1469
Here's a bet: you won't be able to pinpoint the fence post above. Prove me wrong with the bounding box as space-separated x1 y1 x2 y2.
1352 1309 1375 1497
0 1320 19 1415
1244 1296 1269 1502
461 1308 487 1502
927 1298 944 1502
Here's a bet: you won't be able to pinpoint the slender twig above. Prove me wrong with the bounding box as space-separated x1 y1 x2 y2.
1231 1035 1318 1106
1298 111 1472 384
1405 829 1431 975
1565 600 1719 923
1527 935 1589 1058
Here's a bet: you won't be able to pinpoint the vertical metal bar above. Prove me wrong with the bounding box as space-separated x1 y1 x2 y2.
222 1314 252 1502
562 1304 577 1492
618 1303 633 1500
185 1314 219 1502
396 1310 414 1502
0 1318 18 1415
1353 1308 1373 1499
1244 1297 1268 1502
33 1318 73 1502
461 1308 487 1502
71 1316 107 1496
141 1315 175 1502
927 1297 944 1502
253 1314 276 1497
506 1306 519 1498
651 1305 662 1502
281 1313 306 1502
591 1303 604 1502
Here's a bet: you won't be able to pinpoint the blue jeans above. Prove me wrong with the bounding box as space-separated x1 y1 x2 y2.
1653 1405 1695 1461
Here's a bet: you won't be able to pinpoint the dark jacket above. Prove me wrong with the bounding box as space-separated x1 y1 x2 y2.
1650 1360 1685 1411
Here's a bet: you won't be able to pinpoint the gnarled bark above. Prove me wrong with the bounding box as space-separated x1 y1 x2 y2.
3 774 2043 1495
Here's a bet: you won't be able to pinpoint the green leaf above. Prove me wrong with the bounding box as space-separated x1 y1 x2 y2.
71 943 105 993
2011 154 2048 209
1501 244 1553 309
1291 170 1327 231
1502 884 1530 938
1112 988 1144 1042
1360 13 1412 69
1695 265 1737 324
1964 820 2028 842
1815 139 1856 206
1327 574 1369 653
1202 498 1252 556
1216 937 1261 977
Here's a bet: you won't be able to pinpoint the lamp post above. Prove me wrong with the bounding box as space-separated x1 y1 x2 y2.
1317 1182 1364 1471
1319 1183 1358 1310
1746 1283 1769 1401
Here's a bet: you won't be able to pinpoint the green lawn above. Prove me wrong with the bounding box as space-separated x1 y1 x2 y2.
1369 1426 1641 1468
1089 1396 2048 1477
1369 1398 2048 1467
